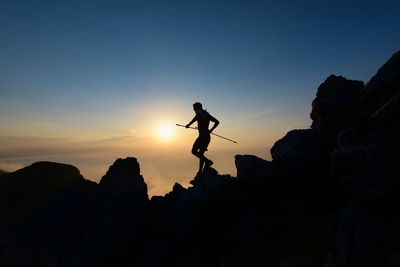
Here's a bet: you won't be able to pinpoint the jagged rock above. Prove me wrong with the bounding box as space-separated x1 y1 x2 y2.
270 129 324 175
310 75 363 138
100 157 140 185
0 169 7 176
154 182 186 201
189 167 220 186
99 157 149 212
322 51 400 267
176 168 233 236
235 154 272 180
150 182 187 212
351 50 400 120
172 182 186 194
0 161 81 229
330 128 400 199
0 157 150 266
368 93 400 131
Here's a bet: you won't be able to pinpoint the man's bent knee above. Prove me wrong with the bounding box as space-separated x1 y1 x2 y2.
192 148 199 157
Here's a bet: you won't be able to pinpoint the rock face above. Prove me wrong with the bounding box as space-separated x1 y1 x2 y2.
1 50 400 267
235 154 272 180
0 161 81 229
352 50 400 120
331 128 400 199
310 75 364 139
270 129 327 177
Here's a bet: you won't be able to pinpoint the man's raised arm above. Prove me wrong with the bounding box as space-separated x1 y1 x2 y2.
186 115 198 128
209 116 219 133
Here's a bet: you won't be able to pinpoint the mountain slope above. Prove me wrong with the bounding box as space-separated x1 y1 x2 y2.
0 162 82 229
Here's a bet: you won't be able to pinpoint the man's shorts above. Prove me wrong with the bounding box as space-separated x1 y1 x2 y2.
192 134 211 152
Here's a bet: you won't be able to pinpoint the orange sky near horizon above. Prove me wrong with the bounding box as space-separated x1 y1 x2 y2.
0 101 310 196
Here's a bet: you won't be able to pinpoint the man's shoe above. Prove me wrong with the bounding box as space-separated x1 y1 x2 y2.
205 159 213 169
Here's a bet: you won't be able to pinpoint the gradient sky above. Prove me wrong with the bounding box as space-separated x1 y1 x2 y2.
1 0 400 195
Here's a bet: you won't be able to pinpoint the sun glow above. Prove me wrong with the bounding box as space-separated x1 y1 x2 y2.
157 124 173 141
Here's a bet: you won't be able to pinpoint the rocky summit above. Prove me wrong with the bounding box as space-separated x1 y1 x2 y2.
1 51 400 267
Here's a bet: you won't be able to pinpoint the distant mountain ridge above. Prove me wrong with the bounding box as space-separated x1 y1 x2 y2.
0 50 399 267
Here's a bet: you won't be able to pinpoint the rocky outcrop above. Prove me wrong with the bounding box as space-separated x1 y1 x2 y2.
235 154 272 180
310 75 364 140
1 50 400 267
326 51 400 266
0 158 149 266
0 170 7 176
0 157 327 266
270 129 325 176
0 161 81 229
351 50 400 120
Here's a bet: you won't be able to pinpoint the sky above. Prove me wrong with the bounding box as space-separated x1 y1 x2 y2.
1 0 399 195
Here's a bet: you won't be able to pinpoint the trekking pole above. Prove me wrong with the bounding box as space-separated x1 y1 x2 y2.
176 124 238 144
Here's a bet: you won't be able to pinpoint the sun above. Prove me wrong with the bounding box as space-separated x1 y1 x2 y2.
157 125 173 141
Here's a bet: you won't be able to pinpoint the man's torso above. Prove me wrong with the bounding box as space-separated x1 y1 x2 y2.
196 109 211 135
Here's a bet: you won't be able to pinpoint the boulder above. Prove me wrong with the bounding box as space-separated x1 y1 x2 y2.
310 75 363 138
270 129 324 175
150 182 187 212
189 167 221 186
175 168 231 236
235 154 272 180
99 157 149 206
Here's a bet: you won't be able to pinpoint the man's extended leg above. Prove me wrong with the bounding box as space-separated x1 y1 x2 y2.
192 135 212 173
199 150 205 172
192 147 206 172
197 151 213 171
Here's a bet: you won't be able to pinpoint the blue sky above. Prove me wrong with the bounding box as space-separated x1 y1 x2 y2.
1 0 399 194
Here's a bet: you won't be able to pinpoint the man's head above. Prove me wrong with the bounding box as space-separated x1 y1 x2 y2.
193 102 202 112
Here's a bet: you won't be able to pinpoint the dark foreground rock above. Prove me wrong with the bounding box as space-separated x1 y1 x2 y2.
235 154 272 181
310 75 364 140
0 162 81 229
0 50 399 267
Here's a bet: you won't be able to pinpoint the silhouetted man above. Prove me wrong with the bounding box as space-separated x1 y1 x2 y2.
186 102 219 174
